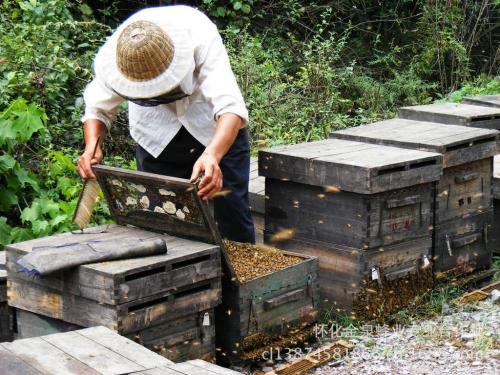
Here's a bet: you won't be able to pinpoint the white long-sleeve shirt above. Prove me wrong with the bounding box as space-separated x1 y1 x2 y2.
82 6 248 158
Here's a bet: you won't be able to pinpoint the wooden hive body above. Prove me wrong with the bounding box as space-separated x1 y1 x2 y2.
399 102 500 130
215 251 319 363
331 119 498 275
259 139 441 315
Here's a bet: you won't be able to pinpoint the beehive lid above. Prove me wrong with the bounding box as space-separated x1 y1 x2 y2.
332 119 499 168
93 165 237 281
259 139 442 194
463 95 500 108
399 102 500 128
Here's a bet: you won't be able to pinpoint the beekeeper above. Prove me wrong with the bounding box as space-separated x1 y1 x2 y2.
77 5 255 243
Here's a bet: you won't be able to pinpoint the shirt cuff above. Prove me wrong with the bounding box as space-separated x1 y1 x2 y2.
215 105 249 127
81 111 112 131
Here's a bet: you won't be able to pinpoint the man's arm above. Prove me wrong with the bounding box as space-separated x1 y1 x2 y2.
77 120 108 179
190 113 242 201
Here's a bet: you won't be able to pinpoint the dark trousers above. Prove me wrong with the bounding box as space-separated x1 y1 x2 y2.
136 127 255 243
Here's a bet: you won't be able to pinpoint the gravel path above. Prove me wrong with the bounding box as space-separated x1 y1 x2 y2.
314 298 499 375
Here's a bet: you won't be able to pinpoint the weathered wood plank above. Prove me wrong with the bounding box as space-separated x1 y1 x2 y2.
41 330 146 375
16 308 82 339
494 156 500 200
78 326 174 367
3 336 100 375
0 345 44 375
186 359 243 375
491 200 500 255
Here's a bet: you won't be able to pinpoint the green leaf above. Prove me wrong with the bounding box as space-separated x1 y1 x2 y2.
32 220 49 235
0 187 18 210
39 198 59 218
241 4 251 14
13 166 39 190
11 227 33 243
233 1 242 10
0 118 17 145
21 201 41 223
0 217 12 247
11 101 46 141
50 214 68 227
79 3 93 16
0 154 16 172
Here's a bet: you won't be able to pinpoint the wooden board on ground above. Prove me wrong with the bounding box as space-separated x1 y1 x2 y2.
455 280 500 304
399 102 500 130
463 95 500 108
0 326 241 375
259 139 442 195
331 118 499 168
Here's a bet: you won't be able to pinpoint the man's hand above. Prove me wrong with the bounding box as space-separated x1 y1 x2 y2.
190 152 223 201
77 145 104 180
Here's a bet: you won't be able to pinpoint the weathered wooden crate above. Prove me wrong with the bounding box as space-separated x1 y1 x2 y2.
1 325 243 374
249 157 265 243
215 249 319 363
264 235 433 320
434 210 493 279
399 102 500 130
259 139 440 312
6 225 221 335
0 251 13 342
332 119 499 223
463 95 500 108
15 307 216 363
260 139 442 249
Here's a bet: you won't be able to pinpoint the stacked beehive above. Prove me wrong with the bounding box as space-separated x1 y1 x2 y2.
332 119 499 279
0 251 13 342
259 139 442 319
6 224 221 362
399 102 500 130
462 95 500 255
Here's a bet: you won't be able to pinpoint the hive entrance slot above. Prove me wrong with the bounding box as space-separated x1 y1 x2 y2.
377 165 405 176
473 136 496 145
174 282 211 299
172 255 211 269
446 142 471 152
409 160 437 169
128 295 170 312
124 266 166 282
470 115 500 122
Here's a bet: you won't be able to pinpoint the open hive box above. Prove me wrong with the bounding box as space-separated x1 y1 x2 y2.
332 119 498 278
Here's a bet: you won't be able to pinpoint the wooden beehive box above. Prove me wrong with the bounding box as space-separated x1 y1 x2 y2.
463 95 500 108
249 157 265 243
260 139 442 249
215 244 319 363
331 119 498 275
332 119 499 222
399 102 500 130
0 251 13 342
259 139 441 315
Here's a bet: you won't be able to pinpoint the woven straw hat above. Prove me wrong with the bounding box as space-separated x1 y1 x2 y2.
94 9 194 98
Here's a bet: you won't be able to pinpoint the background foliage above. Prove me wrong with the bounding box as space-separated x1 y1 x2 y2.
0 0 498 246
